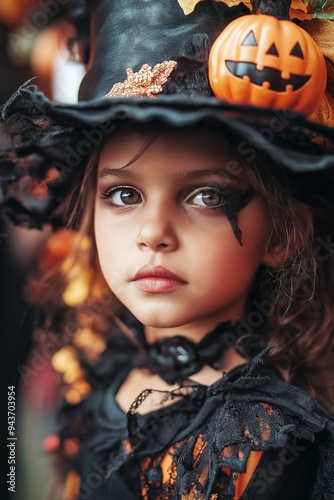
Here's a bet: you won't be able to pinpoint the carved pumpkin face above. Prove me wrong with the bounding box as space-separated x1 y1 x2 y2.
208 14 327 116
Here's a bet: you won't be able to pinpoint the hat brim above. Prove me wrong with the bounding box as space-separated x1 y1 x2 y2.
25 83 334 172
1 81 334 228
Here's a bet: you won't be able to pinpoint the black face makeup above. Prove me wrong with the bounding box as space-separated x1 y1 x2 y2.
94 128 271 333
98 164 254 245
98 182 254 245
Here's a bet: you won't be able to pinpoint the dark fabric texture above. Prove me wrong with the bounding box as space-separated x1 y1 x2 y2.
54 327 334 499
128 317 262 384
78 0 245 100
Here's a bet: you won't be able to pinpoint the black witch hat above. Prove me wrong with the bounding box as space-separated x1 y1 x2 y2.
1 0 334 228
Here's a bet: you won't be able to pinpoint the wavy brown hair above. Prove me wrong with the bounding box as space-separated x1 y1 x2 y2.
27 123 334 411
240 157 334 410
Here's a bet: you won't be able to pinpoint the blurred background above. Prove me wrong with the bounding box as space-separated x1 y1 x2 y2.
1 2 85 498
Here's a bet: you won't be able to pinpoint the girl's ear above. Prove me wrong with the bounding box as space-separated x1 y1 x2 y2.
263 201 313 268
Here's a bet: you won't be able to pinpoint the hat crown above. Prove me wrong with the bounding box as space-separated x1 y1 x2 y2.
78 0 236 100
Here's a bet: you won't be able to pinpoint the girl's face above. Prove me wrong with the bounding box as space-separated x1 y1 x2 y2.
94 127 274 337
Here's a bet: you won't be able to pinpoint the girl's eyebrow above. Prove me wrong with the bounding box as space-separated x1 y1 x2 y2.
180 169 242 182
98 168 142 180
98 167 242 182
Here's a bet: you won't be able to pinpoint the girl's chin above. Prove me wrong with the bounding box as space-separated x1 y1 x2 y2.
136 317 188 330
126 310 192 330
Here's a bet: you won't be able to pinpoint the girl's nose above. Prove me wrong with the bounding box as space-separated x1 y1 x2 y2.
135 207 178 253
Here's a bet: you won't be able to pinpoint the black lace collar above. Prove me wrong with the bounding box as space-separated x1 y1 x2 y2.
123 312 262 384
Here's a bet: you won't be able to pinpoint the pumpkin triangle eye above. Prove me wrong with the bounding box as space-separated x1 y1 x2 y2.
266 43 279 56
241 30 257 47
290 42 304 59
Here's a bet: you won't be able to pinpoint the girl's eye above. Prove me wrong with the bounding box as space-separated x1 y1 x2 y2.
102 186 142 206
186 187 225 208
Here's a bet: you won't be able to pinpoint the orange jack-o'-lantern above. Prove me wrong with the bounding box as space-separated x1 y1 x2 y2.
208 14 327 116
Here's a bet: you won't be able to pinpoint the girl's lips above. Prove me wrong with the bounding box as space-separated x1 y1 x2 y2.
132 278 186 293
132 266 187 293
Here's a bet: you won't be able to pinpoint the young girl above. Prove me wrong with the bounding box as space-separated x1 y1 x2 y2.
1 0 334 499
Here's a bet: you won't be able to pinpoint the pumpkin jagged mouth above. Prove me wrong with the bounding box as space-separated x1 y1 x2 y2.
226 61 311 92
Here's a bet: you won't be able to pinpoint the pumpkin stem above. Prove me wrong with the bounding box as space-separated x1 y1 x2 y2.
251 0 291 19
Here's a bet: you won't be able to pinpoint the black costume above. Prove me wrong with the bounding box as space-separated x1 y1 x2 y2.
55 317 334 500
